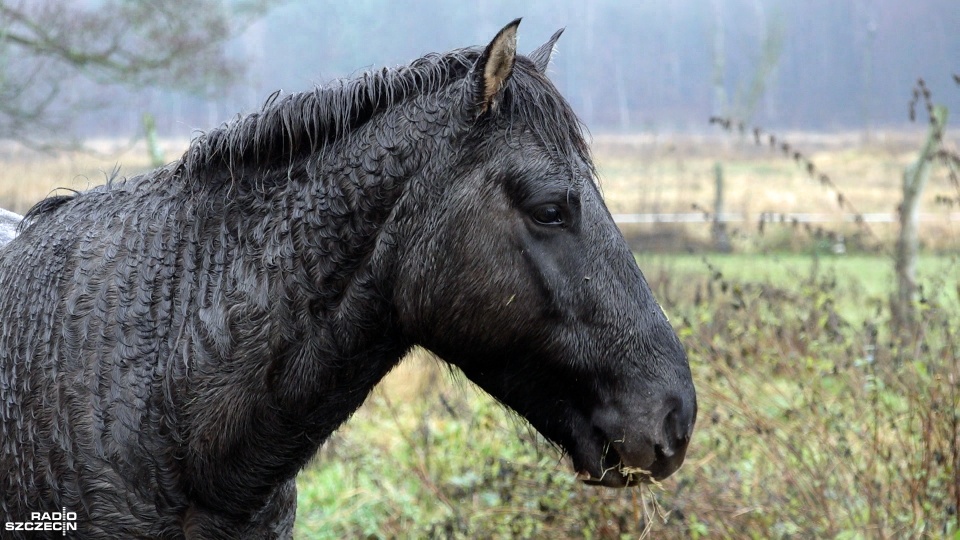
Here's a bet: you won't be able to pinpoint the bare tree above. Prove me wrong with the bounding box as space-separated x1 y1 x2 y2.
893 80 950 329
0 0 273 147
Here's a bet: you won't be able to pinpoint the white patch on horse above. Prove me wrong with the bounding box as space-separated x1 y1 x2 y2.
0 207 22 247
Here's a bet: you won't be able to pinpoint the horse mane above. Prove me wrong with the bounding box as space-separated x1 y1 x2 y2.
17 193 74 233
176 49 477 182
176 42 593 186
20 40 594 229
18 166 123 232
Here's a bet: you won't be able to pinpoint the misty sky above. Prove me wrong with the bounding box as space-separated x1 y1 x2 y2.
95 0 960 137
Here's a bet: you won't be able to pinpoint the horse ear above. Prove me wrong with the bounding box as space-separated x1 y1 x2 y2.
529 28 564 74
471 18 521 115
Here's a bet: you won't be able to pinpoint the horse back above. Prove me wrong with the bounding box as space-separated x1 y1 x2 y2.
0 180 196 533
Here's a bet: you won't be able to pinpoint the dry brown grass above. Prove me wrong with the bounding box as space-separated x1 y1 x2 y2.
592 131 960 252
2 131 956 249
0 139 188 214
592 131 950 216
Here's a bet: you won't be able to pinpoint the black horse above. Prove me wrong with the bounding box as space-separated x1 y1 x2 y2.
0 20 695 538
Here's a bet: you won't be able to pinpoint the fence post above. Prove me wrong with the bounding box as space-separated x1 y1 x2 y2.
712 163 731 252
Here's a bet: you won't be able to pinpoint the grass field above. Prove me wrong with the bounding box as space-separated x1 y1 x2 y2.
641 252 959 320
1 133 958 537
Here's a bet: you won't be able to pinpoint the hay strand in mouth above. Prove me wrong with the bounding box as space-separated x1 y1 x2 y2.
638 482 670 539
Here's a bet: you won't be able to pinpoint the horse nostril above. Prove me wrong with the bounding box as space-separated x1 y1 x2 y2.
660 398 695 456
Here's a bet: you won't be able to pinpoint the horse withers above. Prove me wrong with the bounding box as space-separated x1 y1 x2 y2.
0 20 695 538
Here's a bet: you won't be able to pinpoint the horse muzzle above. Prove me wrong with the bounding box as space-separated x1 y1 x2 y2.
576 391 696 487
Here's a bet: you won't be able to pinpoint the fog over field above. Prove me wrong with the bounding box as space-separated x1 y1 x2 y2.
41 0 960 140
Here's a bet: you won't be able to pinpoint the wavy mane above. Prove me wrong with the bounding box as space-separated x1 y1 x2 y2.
176 44 593 184
23 39 594 226
176 49 478 181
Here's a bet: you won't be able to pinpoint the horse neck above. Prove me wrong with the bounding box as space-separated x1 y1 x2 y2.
290 98 462 348
181 99 462 510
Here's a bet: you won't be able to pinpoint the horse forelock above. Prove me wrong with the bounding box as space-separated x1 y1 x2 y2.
501 59 595 180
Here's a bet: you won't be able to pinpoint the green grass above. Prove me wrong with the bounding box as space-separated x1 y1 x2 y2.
640 252 959 321
642 252 957 291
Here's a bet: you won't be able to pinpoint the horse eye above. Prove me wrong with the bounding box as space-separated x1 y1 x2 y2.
531 204 564 226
